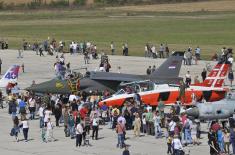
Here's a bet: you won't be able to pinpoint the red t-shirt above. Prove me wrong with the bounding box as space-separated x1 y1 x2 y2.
80 108 88 119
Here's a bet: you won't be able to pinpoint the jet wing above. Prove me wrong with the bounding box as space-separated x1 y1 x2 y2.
89 71 144 82
89 51 184 83
26 78 72 94
79 78 120 93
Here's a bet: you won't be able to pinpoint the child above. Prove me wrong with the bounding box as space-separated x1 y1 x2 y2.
167 135 173 155
46 118 55 142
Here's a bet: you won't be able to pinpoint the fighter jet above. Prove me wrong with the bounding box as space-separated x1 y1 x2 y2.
26 51 184 94
99 57 230 107
185 91 235 120
0 65 20 88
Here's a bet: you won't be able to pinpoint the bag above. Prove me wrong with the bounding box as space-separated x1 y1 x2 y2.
19 124 23 128
10 128 15 136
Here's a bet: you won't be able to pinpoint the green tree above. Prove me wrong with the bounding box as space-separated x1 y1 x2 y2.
73 0 86 6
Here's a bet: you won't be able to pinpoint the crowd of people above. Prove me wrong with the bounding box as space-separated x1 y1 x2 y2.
183 46 201 66
0 38 234 155
144 43 170 58
6 88 204 155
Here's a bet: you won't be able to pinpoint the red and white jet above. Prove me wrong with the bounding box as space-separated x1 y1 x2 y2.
99 60 230 107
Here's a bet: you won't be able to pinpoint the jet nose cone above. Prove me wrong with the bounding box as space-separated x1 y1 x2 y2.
185 107 199 118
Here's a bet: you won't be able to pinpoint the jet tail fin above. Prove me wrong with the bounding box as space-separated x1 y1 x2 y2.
200 61 230 87
150 51 184 80
0 65 20 87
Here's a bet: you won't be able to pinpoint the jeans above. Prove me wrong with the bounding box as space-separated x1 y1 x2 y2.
231 140 235 154
40 117 44 128
142 124 147 133
30 112 35 120
174 149 183 155
84 126 90 135
68 125 75 138
59 115 64 124
117 134 124 148
184 129 192 144
218 141 224 152
23 128 29 140
11 112 17 120
76 134 82 147
92 126 98 140
155 124 162 138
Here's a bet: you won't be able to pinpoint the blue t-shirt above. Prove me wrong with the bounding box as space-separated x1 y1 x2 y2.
217 130 223 142
19 100 26 108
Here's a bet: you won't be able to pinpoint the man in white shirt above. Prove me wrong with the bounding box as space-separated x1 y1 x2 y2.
76 122 83 147
92 113 99 140
159 44 164 58
151 45 157 58
29 97 36 120
72 42 77 54
69 93 77 102
69 43 73 54
169 120 176 136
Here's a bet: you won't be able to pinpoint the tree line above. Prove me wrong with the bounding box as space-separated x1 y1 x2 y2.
0 0 213 10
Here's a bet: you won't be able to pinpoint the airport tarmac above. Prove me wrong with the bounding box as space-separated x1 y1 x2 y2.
0 49 234 155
